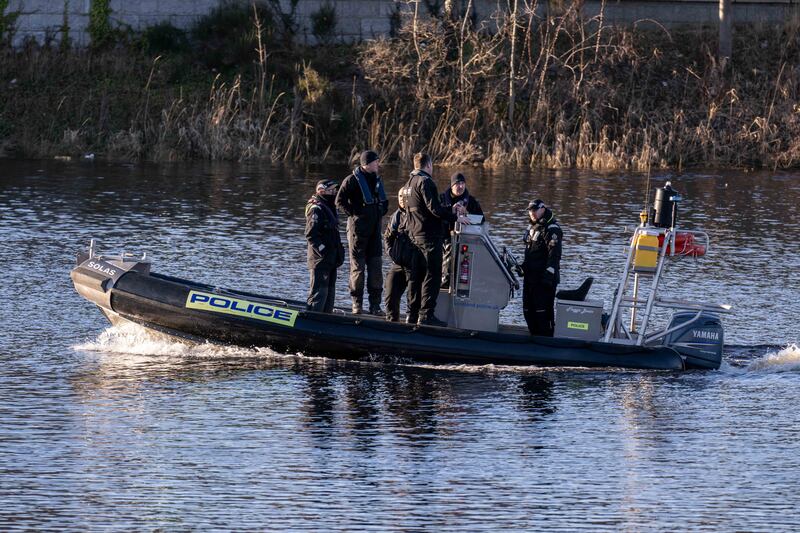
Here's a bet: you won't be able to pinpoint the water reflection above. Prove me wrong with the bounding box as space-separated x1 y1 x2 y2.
517 373 556 420
2 160 800 530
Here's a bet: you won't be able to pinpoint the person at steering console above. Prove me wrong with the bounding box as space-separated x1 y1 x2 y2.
305 179 345 313
439 172 484 289
404 153 471 327
522 198 563 336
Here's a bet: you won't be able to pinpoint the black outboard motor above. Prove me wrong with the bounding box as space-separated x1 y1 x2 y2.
651 182 681 228
659 311 724 369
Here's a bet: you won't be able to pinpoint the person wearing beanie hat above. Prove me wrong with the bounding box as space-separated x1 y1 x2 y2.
439 172 484 289
360 150 379 167
335 149 389 315
404 153 471 327
521 198 563 336
305 178 345 312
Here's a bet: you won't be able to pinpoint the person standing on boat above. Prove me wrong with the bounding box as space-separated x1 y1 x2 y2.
305 179 345 313
439 172 484 289
405 153 470 326
522 199 563 336
383 188 415 322
335 150 389 315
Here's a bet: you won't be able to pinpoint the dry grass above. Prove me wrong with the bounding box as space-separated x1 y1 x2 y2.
2 6 800 169
358 6 800 170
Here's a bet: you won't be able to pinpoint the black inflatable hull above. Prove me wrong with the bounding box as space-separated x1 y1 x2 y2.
73 267 688 371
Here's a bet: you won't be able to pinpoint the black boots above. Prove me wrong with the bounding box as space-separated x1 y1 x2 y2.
418 316 447 327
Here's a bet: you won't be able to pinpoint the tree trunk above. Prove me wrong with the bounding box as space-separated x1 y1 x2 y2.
509 0 518 124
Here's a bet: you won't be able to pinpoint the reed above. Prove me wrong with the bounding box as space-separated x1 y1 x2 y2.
2 6 800 169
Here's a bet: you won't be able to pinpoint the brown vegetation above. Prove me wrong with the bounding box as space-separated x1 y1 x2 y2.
2 5 800 170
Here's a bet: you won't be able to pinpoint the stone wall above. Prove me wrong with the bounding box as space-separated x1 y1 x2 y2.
5 0 799 47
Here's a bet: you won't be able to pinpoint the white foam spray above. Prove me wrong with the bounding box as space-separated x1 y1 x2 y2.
747 344 800 373
73 321 284 360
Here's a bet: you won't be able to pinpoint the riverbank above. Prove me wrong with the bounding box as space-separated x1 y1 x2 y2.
2 4 800 170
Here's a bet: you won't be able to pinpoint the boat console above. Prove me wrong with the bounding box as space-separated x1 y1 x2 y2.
434 217 520 332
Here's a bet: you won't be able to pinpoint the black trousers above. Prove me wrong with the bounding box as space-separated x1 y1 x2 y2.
523 277 556 336
307 266 337 313
384 262 411 321
346 218 383 307
408 240 443 321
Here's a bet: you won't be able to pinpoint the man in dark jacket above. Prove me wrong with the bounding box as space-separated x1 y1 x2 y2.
335 150 389 315
522 199 563 336
439 172 484 289
404 153 470 326
305 179 345 313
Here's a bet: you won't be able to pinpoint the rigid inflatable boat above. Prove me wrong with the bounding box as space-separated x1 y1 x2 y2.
71 182 731 371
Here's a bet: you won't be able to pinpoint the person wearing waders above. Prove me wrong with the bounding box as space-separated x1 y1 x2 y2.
305 179 345 312
335 150 389 315
522 199 563 336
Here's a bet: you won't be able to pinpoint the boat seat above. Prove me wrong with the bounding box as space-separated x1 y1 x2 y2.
555 277 593 302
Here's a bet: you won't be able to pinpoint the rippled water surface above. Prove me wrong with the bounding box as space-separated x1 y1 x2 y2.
1 160 799 530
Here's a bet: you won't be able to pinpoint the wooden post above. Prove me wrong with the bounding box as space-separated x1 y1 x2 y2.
719 0 732 62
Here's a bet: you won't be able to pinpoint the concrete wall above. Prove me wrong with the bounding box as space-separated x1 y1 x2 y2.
5 0 800 47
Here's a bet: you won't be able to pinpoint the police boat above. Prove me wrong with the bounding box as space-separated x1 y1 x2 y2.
70 182 730 371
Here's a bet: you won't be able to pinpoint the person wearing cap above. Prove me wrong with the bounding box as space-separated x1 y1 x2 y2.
521 198 563 336
404 153 470 326
383 187 419 322
439 172 484 289
335 150 389 315
305 179 345 312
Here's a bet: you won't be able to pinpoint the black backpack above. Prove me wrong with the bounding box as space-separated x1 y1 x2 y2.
389 230 415 268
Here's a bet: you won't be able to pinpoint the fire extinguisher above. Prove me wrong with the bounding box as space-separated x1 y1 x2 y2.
459 254 470 284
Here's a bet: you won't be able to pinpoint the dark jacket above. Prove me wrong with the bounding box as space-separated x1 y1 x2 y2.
305 194 345 270
335 166 389 236
384 209 405 250
522 208 563 285
439 188 484 234
404 169 457 244
385 208 416 268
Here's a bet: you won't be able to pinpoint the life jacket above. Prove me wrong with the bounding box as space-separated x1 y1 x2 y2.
305 195 338 224
353 166 387 207
523 209 562 281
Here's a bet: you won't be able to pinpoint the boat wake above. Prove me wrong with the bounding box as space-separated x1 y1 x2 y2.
73 322 281 360
74 322 798 376
744 344 800 373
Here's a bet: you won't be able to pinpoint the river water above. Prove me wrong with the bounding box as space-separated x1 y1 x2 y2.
1 159 799 530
